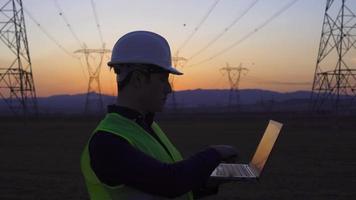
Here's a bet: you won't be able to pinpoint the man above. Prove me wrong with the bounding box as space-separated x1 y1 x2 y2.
81 30 238 200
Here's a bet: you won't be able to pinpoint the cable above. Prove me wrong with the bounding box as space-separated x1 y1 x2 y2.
53 0 93 80
23 7 78 59
177 0 221 53
212 73 225 88
78 57 89 80
187 0 259 61
90 0 105 46
53 0 85 48
24 7 87 81
261 81 311 85
186 0 299 68
245 75 311 85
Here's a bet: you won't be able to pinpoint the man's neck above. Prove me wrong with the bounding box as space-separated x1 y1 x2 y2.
116 97 147 116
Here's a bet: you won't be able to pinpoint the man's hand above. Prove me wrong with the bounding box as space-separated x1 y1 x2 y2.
210 145 238 163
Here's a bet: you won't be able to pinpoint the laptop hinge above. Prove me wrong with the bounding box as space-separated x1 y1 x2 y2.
248 162 260 177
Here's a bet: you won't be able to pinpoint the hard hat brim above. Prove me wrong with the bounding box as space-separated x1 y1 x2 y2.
165 65 183 75
107 61 183 75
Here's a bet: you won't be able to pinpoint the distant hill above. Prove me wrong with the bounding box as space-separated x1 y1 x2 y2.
0 89 315 115
170 89 311 107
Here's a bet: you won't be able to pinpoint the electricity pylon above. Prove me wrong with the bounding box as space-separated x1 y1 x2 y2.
0 0 38 116
220 63 248 108
170 51 187 109
74 45 110 114
311 0 356 114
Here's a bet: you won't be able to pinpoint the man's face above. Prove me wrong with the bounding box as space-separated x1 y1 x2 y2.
139 72 172 113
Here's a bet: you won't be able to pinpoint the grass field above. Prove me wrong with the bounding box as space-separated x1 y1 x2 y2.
1 113 355 199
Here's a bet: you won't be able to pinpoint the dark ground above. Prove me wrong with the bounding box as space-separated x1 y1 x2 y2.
1 112 356 199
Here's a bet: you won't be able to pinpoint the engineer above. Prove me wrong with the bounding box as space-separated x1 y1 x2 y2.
81 30 238 200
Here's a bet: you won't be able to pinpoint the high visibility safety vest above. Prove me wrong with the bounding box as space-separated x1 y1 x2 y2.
81 113 194 200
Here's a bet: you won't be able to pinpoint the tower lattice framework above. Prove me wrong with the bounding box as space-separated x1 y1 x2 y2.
311 0 356 113
170 51 187 109
220 63 248 108
75 46 110 114
0 0 38 116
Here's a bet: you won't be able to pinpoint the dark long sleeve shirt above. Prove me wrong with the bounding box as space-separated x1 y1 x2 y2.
88 105 222 198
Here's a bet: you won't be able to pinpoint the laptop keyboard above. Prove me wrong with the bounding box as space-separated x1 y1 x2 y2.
215 164 255 177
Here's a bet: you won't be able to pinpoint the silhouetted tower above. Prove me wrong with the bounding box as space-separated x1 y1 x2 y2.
220 63 248 108
0 0 38 116
311 0 356 113
170 51 187 109
74 45 110 114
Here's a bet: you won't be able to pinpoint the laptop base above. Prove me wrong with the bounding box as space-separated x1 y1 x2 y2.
210 163 259 181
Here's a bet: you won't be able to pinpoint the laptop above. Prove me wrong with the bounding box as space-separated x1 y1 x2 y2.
210 120 283 180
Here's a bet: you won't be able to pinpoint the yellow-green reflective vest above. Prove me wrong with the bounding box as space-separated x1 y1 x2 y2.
81 113 194 200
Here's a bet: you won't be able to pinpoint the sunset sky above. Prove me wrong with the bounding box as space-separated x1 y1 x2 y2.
2 0 354 97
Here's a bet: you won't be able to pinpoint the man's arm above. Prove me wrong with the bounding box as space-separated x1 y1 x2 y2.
89 131 222 198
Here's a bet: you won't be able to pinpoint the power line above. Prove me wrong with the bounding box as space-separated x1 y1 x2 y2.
214 74 225 88
186 0 259 61
23 8 77 59
254 80 311 86
186 0 299 68
78 56 89 80
245 75 311 85
90 0 105 46
53 0 91 80
177 0 221 53
23 7 87 81
53 0 85 48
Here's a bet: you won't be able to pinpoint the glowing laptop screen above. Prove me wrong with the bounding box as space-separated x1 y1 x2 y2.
250 120 283 173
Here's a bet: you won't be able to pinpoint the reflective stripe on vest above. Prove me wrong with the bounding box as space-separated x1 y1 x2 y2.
81 113 194 200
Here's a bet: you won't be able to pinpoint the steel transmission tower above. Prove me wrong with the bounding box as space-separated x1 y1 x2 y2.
311 0 356 113
74 46 110 114
170 51 187 109
220 63 248 108
0 0 38 116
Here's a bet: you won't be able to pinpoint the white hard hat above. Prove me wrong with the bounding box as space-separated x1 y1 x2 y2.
108 31 183 75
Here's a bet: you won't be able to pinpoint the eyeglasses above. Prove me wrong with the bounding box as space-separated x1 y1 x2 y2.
131 64 169 74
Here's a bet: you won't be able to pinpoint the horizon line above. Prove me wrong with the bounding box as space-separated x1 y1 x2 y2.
36 88 312 98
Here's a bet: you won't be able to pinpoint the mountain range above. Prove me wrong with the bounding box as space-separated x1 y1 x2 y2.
0 89 315 115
